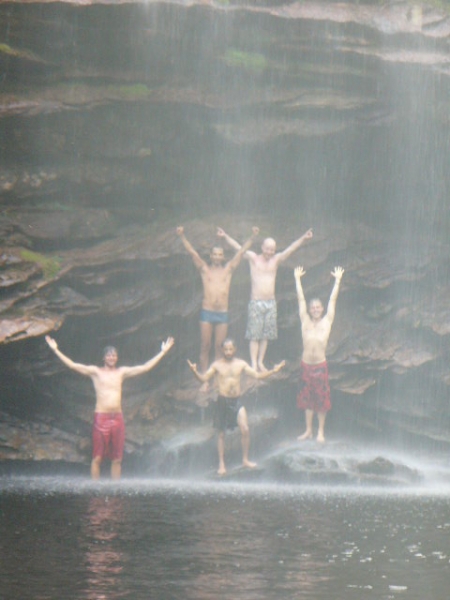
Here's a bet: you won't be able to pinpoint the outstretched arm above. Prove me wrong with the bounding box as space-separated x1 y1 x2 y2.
276 228 313 263
216 226 258 261
294 266 308 322
326 266 344 324
225 227 259 270
243 360 286 380
187 360 216 383
45 336 97 376
176 226 207 270
122 337 174 379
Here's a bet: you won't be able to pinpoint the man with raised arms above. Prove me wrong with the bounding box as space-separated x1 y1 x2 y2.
218 227 313 371
45 335 174 479
188 338 285 475
294 265 344 443
177 225 259 389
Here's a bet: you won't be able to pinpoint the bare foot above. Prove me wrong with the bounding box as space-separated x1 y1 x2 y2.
316 433 325 443
217 465 227 476
199 381 209 393
298 431 313 441
243 460 257 469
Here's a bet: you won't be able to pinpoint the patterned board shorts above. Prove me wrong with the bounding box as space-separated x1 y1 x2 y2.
297 361 331 413
245 299 278 341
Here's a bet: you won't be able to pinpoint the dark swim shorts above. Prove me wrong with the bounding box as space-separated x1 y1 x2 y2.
92 412 125 460
213 396 242 432
200 309 229 325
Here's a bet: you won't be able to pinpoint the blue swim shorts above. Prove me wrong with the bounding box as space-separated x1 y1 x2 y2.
200 308 229 325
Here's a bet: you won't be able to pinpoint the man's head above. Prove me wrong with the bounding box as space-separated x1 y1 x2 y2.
221 338 236 360
261 238 276 260
210 246 225 266
103 345 118 368
308 298 324 321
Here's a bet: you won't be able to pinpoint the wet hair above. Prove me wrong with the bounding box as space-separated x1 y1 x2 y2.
103 345 118 359
221 338 236 349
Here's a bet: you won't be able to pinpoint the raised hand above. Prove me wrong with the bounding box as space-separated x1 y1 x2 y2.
216 227 225 237
187 359 197 372
294 266 306 280
176 226 184 236
304 228 313 240
252 226 260 237
331 266 344 281
45 335 57 351
161 337 175 353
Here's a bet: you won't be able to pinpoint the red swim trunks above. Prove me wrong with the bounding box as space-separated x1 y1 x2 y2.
297 361 331 413
92 412 125 460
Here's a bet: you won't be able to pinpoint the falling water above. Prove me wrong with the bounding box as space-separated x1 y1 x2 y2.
1 1 450 597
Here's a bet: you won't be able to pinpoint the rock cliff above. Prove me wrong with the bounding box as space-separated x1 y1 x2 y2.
1 0 450 469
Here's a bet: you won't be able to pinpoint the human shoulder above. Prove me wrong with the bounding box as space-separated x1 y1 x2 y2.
233 357 249 370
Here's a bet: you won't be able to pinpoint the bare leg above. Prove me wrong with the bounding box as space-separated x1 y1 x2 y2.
217 431 226 475
257 339 268 372
298 409 314 440
111 459 122 479
91 456 102 480
249 340 259 371
317 412 327 443
238 407 257 469
214 323 228 359
199 321 213 391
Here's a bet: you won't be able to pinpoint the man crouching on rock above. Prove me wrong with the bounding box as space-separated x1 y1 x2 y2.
188 338 285 475
45 335 174 479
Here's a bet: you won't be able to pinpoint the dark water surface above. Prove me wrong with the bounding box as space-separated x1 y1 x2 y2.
1 478 449 600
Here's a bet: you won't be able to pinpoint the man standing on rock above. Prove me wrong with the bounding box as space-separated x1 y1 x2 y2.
188 338 285 475
294 265 344 443
45 335 174 479
218 227 313 371
177 225 259 390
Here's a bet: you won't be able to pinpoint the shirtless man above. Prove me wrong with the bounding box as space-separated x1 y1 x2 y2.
294 265 344 442
188 339 285 475
45 335 174 479
177 225 259 388
218 227 313 371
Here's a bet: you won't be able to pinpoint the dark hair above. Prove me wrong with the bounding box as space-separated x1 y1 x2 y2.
103 345 118 359
222 338 236 348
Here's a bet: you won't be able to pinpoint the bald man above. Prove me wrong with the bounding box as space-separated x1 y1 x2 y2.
218 227 313 371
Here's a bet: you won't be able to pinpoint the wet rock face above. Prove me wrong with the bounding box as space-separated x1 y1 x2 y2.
1 0 450 466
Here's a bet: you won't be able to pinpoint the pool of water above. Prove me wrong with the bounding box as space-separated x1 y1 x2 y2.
1 478 449 600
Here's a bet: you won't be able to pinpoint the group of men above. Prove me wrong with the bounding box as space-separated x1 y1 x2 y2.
45 224 344 478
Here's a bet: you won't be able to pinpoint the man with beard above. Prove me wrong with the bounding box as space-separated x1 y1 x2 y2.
294 265 344 443
188 338 285 475
177 225 259 390
217 227 313 372
45 335 174 479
